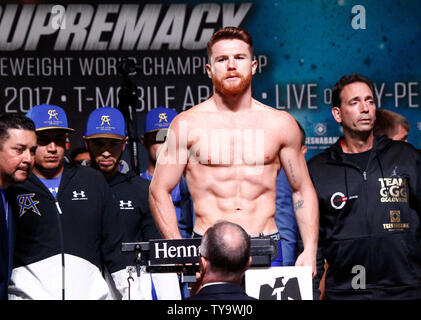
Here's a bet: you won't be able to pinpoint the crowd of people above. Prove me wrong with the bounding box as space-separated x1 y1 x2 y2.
1 26 420 300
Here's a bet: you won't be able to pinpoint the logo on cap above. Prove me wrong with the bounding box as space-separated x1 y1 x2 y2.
101 115 111 126
48 110 59 120
85 106 125 139
26 104 74 132
159 113 168 123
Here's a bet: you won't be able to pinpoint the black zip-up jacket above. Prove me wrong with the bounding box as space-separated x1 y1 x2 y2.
8 163 132 299
108 170 161 242
308 135 421 299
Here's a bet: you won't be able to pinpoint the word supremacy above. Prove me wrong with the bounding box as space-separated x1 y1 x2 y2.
0 3 252 51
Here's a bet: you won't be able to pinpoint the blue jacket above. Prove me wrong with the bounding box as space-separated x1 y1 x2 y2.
275 169 298 266
0 190 14 300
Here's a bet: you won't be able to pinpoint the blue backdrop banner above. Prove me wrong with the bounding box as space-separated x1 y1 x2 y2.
0 0 419 167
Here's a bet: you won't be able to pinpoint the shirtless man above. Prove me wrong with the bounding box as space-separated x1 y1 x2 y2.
149 27 318 274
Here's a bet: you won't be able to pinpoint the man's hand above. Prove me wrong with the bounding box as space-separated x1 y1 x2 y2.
295 249 317 278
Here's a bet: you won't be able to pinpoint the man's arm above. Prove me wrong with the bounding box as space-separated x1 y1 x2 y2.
279 115 319 277
149 115 189 239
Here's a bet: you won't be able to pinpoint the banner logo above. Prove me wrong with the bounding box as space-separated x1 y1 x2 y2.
314 123 327 136
0 3 252 52
259 276 302 300
150 238 201 265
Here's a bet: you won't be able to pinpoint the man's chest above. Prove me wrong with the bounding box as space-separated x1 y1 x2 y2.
186 125 280 166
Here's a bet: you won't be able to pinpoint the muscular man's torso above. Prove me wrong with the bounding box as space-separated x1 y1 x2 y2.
181 100 286 235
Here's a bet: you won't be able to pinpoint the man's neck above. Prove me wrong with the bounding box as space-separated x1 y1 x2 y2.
201 273 242 286
342 130 374 153
103 170 118 181
96 163 120 182
212 88 253 112
33 165 64 180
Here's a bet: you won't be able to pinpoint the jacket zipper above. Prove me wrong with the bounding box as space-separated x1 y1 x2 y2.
55 199 66 300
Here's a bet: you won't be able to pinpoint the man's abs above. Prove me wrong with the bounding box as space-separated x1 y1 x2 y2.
192 194 278 236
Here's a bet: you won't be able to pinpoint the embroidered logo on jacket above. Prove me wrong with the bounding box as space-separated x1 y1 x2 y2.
383 210 409 231
72 190 88 200
17 194 41 217
330 192 358 210
119 200 134 210
378 178 408 203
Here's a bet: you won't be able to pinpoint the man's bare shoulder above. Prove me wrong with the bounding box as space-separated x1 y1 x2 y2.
173 100 216 125
182 99 215 114
252 99 296 125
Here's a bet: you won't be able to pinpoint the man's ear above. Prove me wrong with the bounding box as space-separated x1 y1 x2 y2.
82 137 88 148
122 137 128 151
251 59 258 75
206 63 213 79
200 256 208 276
331 107 342 124
246 256 252 270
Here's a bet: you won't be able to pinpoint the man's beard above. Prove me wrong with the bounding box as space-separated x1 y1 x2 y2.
213 72 252 96
90 152 123 174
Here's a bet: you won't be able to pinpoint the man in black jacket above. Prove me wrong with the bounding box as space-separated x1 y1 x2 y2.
8 104 131 300
0 114 37 300
308 74 421 299
84 106 181 300
84 106 160 242
187 220 256 300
